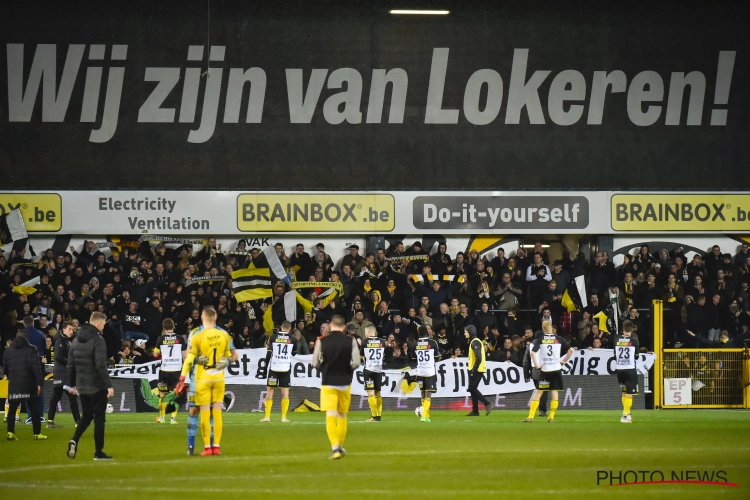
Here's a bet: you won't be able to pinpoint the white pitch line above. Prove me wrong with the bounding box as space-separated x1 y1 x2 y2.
3 446 749 475
0 482 702 496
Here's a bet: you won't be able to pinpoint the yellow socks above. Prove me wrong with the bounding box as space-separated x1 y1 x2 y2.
200 409 212 448
159 401 166 419
376 395 383 417
622 395 633 416
171 410 178 419
326 416 339 448
265 399 273 419
549 400 559 420
368 395 377 417
528 400 539 419
336 417 348 447
212 408 223 446
281 398 289 420
423 398 431 418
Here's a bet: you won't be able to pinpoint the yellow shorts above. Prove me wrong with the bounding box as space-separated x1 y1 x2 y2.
320 386 351 414
194 379 225 407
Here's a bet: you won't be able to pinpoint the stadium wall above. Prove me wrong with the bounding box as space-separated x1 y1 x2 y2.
6 234 749 272
44 376 646 414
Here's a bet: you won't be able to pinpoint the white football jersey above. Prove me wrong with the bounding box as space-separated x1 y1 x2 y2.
614 335 639 370
268 332 295 372
414 338 439 377
532 334 572 372
157 334 183 372
363 337 385 373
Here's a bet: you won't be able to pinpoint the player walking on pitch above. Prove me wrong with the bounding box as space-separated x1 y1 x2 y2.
361 325 385 422
176 307 231 456
411 326 441 423
262 321 296 423
154 319 185 424
465 325 493 416
614 320 640 423
523 321 573 423
312 315 360 459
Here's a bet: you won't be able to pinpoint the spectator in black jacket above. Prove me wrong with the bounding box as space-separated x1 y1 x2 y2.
3 328 44 439
122 301 149 343
474 302 498 335
67 312 114 460
47 322 81 427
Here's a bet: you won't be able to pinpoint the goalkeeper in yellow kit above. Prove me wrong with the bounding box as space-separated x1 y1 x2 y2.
175 307 231 456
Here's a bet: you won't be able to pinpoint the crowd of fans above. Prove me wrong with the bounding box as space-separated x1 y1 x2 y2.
1 238 749 370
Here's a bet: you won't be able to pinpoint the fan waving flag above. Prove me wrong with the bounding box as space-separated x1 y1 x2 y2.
0 209 28 246
231 246 293 302
13 276 40 296
562 275 588 313
232 267 273 302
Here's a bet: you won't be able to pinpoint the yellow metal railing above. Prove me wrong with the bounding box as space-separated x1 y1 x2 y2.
653 300 663 409
654 299 749 409
661 348 747 408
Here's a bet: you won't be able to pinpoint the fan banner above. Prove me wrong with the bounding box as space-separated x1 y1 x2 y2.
108 349 655 398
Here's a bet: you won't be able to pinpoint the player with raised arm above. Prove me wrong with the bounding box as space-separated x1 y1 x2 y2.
175 307 232 456
411 325 441 423
614 320 640 423
153 319 185 424
261 321 296 423
312 315 360 460
523 321 573 423
362 325 385 422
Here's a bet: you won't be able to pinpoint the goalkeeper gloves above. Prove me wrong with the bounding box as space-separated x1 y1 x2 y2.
174 375 186 395
215 356 229 370
195 355 209 365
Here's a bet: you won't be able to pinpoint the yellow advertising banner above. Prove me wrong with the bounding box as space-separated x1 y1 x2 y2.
237 194 395 232
0 193 62 232
611 194 750 231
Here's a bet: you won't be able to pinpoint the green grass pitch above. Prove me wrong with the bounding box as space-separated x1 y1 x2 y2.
1 409 748 499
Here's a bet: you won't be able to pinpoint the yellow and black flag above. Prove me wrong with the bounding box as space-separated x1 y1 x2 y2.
231 267 273 302
562 275 588 313
231 246 292 302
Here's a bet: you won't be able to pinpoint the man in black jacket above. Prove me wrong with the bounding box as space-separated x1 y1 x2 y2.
66 312 114 460
47 321 81 427
3 328 45 440
464 325 493 417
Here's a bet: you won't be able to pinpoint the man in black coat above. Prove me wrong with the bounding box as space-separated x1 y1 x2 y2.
47 321 81 427
3 328 44 440
67 312 114 460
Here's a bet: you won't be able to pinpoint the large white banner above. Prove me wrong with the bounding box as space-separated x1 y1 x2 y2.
108 349 655 398
562 349 655 376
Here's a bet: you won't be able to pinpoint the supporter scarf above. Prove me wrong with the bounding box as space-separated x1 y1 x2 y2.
410 274 467 283
290 281 342 299
385 255 429 262
184 276 227 286
357 269 385 279
10 262 36 272
138 235 207 245
387 284 396 295
371 290 382 312
88 242 118 254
